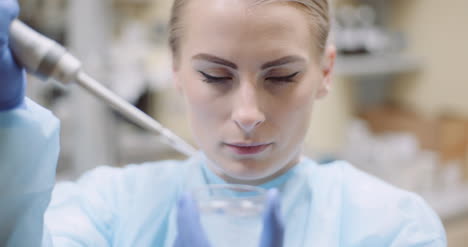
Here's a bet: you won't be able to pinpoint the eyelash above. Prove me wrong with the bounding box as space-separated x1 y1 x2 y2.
199 71 232 83
266 72 300 83
199 71 299 84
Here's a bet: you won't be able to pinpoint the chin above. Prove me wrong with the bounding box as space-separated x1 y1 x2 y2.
222 161 275 181
206 149 280 183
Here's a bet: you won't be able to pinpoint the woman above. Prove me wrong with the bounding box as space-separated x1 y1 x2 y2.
0 0 446 246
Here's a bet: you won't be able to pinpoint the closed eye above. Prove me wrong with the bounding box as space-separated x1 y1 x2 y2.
198 71 232 83
266 72 300 83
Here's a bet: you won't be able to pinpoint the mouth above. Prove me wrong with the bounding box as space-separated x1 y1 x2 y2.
224 142 273 156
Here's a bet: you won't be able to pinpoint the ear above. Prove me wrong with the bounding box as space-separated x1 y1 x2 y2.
315 45 336 100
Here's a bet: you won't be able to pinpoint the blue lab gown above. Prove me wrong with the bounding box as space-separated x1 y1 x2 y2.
0 98 446 247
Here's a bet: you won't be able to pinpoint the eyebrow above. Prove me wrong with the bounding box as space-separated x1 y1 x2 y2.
260 56 306 70
192 54 238 69
192 53 306 70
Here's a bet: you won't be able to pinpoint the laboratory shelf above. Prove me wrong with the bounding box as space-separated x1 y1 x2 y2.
334 53 422 77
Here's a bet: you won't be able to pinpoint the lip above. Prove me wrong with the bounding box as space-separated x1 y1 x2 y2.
224 142 272 155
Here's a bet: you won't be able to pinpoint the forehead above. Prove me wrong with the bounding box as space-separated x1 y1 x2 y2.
181 0 317 64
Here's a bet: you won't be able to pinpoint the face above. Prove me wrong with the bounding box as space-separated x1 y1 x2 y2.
173 0 335 185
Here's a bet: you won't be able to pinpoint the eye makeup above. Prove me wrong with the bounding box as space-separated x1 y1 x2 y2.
192 53 307 85
265 71 300 83
198 71 232 83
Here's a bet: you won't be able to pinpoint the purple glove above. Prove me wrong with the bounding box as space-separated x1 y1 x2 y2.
173 192 212 247
0 0 25 111
259 189 284 247
174 189 284 247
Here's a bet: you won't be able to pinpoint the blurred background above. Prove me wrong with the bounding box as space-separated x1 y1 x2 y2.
18 0 468 245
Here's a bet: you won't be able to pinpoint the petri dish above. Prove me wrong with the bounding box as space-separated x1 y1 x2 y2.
192 184 268 247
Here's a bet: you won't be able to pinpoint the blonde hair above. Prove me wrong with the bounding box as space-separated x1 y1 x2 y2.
169 0 330 64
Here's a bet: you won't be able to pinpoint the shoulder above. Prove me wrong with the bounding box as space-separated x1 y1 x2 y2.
304 159 434 209
302 159 446 246
75 157 193 193
53 157 195 209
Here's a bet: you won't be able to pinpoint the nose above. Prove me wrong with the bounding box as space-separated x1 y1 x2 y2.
231 82 265 134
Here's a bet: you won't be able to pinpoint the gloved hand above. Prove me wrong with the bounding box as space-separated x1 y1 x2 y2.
0 0 25 111
174 188 284 247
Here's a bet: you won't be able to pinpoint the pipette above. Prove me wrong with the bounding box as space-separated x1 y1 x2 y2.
9 20 197 157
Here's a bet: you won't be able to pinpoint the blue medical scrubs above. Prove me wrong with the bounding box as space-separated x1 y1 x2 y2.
0 99 446 246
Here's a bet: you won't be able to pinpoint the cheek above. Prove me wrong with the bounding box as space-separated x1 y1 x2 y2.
182 75 228 128
287 95 314 128
278 78 317 112
270 80 317 137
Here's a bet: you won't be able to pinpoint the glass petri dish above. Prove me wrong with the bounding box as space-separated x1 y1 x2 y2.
192 184 268 247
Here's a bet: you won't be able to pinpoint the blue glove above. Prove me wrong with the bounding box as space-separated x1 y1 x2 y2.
258 189 284 247
173 192 213 247
174 189 284 247
0 0 25 111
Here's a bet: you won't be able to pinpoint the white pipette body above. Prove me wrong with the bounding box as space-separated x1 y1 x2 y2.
9 19 197 157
